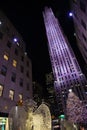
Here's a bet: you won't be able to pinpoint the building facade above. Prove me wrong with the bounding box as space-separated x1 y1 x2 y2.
0 11 33 115
70 0 87 64
32 81 43 105
43 7 87 115
45 72 59 118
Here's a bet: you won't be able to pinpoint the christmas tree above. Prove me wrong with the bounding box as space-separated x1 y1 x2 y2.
66 89 83 123
81 104 87 124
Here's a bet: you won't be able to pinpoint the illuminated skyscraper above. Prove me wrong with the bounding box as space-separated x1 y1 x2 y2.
43 7 87 114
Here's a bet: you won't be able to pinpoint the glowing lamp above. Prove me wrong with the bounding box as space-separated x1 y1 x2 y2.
13 38 18 42
69 89 72 92
69 12 73 17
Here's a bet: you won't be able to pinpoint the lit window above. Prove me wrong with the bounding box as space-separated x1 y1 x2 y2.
0 85 3 96
4 53 9 61
19 94 23 100
13 60 17 67
9 90 14 100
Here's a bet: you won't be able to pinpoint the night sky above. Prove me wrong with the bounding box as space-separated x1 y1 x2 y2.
0 0 85 85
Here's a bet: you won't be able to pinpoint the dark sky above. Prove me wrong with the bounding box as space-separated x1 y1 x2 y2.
0 0 85 85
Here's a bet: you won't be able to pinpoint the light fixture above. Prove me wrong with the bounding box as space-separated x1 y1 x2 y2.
69 12 73 17
69 89 72 92
13 38 18 42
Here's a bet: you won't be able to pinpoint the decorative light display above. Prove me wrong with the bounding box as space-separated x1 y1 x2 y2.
8 106 27 130
66 91 83 123
33 102 52 130
43 7 87 113
8 100 52 130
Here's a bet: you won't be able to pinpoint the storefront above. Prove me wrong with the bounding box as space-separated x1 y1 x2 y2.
0 113 8 130
0 117 8 130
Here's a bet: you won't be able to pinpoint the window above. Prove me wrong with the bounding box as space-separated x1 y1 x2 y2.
80 1 86 13
81 19 86 30
15 48 18 56
82 33 86 42
9 90 14 100
0 84 3 96
20 65 24 73
11 72 16 82
4 53 9 61
0 32 3 39
13 59 17 67
7 41 12 48
73 0 77 3
74 12 78 19
27 61 29 67
1 65 7 76
26 71 29 78
19 94 23 100
21 56 24 62
5 26 10 34
26 83 30 91
19 78 23 87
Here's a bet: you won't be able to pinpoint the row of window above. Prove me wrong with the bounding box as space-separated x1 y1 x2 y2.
0 30 30 67
1 64 30 83
4 50 30 67
1 65 30 90
3 53 30 77
0 84 23 101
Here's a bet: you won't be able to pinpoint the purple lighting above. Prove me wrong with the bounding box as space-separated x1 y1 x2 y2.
43 7 87 113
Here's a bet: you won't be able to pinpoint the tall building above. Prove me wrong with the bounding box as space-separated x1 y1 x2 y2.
43 7 87 115
45 72 59 118
70 0 87 65
32 81 43 105
0 10 33 116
